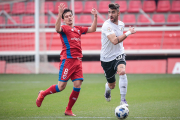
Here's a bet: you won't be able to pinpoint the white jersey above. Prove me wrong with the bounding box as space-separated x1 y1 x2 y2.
100 19 125 62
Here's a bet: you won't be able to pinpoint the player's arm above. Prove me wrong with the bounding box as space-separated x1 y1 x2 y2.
87 8 97 33
55 3 65 33
107 26 136 45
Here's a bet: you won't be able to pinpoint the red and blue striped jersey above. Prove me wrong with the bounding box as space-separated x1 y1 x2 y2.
59 25 88 60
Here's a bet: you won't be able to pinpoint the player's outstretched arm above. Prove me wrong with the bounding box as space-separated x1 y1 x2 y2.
55 3 65 33
87 8 97 33
107 26 136 45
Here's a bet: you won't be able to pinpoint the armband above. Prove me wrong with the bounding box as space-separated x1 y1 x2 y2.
125 31 131 37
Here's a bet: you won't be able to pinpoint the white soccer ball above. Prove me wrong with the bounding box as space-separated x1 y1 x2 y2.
115 105 129 119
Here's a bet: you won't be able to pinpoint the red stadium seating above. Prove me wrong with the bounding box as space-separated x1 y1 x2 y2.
11 2 25 14
43 2 54 14
171 0 180 12
0 16 5 25
98 1 111 13
115 1 127 13
156 0 170 12
137 14 151 25
54 1 68 14
79 15 92 24
22 16 34 26
40 15 48 25
167 14 180 25
70 1 83 13
26 2 34 14
128 0 142 13
142 0 156 12
74 15 79 24
7 16 21 26
0 4 10 13
0 61 6 73
123 14 136 24
83 1 98 13
50 16 56 24
152 14 165 25
97 15 106 24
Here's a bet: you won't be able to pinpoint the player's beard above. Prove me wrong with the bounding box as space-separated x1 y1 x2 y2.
110 15 118 23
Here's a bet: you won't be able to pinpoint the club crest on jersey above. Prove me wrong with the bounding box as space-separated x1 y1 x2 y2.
71 29 74 31
78 30 80 34
107 27 112 32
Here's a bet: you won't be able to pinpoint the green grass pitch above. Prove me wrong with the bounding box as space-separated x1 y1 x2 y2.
0 74 180 120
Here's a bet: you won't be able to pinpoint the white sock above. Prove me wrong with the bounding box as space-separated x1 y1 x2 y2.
119 74 128 100
105 82 111 93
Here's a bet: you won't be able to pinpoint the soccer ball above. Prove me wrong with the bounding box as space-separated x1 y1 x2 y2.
115 105 129 119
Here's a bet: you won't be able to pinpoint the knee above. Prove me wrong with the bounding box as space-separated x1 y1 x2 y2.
109 83 116 89
118 70 126 75
58 84 66 91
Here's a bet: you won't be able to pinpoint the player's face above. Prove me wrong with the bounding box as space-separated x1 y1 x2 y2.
63 12 73 26
108 9 120 23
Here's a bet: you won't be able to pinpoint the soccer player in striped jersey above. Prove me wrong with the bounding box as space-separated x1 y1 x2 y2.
100 3 136 107
36 3 97 116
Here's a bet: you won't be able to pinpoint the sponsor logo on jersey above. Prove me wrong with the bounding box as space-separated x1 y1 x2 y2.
71 37 81 41
63 68 68 79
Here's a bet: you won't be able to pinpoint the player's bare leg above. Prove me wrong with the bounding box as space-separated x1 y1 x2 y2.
65 80 82 116
104 81 116 102
117 64 128 107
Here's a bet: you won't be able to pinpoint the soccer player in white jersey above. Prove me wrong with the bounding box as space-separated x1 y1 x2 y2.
100 3 136 107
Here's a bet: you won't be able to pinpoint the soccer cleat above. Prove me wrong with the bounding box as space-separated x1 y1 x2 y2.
120 99 129 107
104 91 111 102
36 90 44 107
64 110 76 116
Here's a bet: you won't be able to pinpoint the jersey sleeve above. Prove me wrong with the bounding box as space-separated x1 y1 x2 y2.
80 26 88 34
102 22 115 36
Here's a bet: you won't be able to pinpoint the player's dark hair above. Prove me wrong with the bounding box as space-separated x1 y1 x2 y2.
109 3 120 11
62 8 73 19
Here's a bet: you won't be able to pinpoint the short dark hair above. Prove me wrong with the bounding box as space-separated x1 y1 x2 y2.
108 3 120 11
62 8 73 19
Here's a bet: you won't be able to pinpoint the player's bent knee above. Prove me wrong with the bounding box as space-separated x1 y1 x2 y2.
109 83 116 89
120 70 126 75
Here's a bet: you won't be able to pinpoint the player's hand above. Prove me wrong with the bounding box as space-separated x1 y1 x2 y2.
128 26 136 34
91 8 97 15
58 3 65 15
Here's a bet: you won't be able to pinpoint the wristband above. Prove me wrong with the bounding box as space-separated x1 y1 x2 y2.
125 31 131 37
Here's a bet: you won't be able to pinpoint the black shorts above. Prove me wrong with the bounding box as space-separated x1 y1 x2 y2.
101 54 126 83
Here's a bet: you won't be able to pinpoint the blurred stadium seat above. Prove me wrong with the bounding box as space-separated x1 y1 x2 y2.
137 14 151 25
43 1 54 14
171 0 180 12
83 1 98 13
167 14 180 25
98 1 111 13
79 15 92 24
142 0 156 13
11 2 25 14
26 2 35 14
22 16 34 27
128 0 142 13
123 14 136 24
152 14 165 26
156 0 170 12
0 16 5 25
70 1 83 14
7 16 21 27
0 4 10 13
115 1 127 13
54 1 68 14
